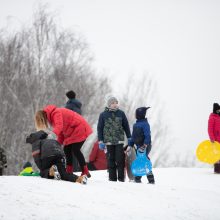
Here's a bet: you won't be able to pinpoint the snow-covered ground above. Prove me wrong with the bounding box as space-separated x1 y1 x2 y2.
0 168 219 220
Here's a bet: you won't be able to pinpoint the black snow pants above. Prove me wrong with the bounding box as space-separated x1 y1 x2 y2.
106 144 125 182
35 155 78 182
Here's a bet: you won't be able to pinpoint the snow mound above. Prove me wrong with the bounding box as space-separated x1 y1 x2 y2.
0 168 220 220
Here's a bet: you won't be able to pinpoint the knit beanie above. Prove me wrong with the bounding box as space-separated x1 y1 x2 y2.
135 107 150 120
213 103 220 114
107 96 118 107
66 90 76 99
23 161 32 169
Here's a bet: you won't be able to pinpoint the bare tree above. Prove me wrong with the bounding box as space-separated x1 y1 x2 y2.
0 5 111 174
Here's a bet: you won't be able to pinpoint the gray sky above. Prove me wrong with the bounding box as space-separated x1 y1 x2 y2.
1 0 220 153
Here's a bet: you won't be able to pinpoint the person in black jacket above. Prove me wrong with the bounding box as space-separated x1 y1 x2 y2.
26 130 87 184
65 90 82 115
97 96 131 182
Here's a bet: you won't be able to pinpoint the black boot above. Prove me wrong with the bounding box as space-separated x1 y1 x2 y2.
135 176 142 183
214 161 220 173
147 171 155 184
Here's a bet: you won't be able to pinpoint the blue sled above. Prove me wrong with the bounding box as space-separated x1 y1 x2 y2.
131 150 152 176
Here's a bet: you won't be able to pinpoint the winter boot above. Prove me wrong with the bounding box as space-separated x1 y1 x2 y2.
147 171 155 184
49 165 61 180
81 165 91 178
134 176 142 183
214 161 220 173
66 165 73 174
53 165 61 180
49 166 55 178
76 175 87 184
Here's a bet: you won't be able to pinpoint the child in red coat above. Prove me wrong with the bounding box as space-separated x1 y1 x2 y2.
87 141 107 171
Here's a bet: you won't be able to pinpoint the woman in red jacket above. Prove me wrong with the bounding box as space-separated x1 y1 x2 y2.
35 105 93 177
87 141 107 171
208 103 220 173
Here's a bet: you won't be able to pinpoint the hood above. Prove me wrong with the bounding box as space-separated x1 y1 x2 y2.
43 105 57 124
135 107 150 120
26 130 48 144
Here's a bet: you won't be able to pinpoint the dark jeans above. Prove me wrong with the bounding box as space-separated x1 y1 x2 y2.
0 168 2 176
36 155 78 182
64 141 86 171
107 144 125 182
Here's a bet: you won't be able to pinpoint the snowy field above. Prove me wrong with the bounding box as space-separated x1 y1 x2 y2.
0 168 219 220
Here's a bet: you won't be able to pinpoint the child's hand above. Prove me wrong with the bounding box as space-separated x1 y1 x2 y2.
138 145 146 153
126 146 132 156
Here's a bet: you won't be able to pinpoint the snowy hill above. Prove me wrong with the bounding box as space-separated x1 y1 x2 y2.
0 168 220 220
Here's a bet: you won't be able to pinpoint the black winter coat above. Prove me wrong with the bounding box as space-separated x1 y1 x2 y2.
26 131 65 160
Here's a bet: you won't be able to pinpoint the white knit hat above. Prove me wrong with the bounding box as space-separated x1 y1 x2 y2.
107 96 118 107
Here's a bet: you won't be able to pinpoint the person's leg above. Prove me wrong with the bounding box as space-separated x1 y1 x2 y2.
72 154 81 172
0 168 3 176
87 162 97 171
145 144 155 184
55 157 79 182
214 161 220 173
71 141 91 177
70 141 85 169
40 157 55 179
115 144 125 182
107 145 117 181
64 145 73 173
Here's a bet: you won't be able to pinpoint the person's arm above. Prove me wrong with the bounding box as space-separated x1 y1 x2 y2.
122 111 131 138
128 124 135 146
97 113 104 142
143 123 151 146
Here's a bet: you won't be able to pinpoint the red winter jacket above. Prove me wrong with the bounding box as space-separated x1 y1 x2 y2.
43 105 93 146
89 141 107 170
208 113 220 143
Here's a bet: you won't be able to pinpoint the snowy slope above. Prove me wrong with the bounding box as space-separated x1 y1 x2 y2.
0 168 220 220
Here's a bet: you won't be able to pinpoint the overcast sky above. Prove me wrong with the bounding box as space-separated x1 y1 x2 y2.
1 0 220 153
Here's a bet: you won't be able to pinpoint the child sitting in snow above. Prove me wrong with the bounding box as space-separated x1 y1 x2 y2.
26 130 87 184
127 107 155 184
19 161 40 176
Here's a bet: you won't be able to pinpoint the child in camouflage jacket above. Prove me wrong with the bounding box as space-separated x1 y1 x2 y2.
97 96 131 182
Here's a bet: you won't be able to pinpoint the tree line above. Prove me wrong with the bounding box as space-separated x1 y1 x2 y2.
0 6 190 174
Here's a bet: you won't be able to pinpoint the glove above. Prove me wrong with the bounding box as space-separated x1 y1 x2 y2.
126 146 132 156
138 145 146 153
99 142 106 150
